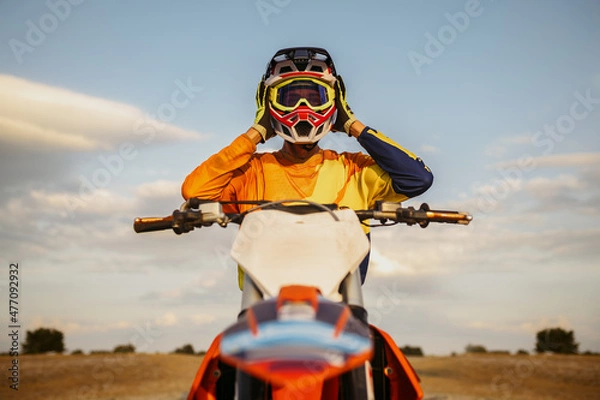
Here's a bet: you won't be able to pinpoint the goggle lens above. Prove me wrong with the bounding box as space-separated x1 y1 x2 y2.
277 81 329 108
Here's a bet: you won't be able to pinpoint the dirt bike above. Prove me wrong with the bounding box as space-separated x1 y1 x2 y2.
134 199 472 400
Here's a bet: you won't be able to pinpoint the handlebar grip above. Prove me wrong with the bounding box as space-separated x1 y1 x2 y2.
424 210 472 225
133 216 174 233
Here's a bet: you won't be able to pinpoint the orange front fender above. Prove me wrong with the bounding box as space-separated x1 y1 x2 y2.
187 334 223 400
370 325 424 400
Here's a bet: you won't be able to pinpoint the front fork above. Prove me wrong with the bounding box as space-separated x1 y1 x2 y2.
339 271 375 400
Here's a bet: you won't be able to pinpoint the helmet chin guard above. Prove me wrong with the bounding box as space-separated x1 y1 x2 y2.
269 104 336 144
260 47 339 144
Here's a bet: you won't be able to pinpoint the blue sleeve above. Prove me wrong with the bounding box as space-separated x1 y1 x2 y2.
357 126 433 198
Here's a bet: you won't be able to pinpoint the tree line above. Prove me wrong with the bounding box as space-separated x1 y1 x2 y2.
8 326 597 356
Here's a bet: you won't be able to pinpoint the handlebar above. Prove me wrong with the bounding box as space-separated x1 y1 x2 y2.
133 199 472 234
356 202 472 228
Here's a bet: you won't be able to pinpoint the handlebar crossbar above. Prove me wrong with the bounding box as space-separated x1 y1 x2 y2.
133 200 472 234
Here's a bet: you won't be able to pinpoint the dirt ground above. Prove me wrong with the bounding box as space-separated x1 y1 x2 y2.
1 353 599 399
410 354 600 400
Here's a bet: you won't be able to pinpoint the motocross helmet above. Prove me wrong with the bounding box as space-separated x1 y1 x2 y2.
261 47 338 144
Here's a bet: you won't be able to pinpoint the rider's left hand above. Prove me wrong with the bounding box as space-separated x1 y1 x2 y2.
332 75 357 135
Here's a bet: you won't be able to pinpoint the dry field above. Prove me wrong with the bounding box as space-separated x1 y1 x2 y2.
410 354 600 400
1 353 599 399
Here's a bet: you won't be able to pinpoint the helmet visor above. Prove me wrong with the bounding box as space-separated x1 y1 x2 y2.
270 78 334 112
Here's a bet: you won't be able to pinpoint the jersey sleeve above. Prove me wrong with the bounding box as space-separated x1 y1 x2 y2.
181 134 256 200
357 126 433 198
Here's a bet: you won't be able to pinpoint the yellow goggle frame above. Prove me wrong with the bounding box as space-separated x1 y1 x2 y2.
269 77 335 113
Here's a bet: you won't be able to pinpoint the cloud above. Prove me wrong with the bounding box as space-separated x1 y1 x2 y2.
526 174 584 192
189 314 217 326
419 144 440 154
492 152 600 170
0 144 76 196
518 316 575 335
369 203 600 280
369 245 416 276
28 316 134 334
135 180 181 199
0 75 208 194
532 153 600 168
0 180 235 276
484 135 532 158
473 177 523 198
505 135 535 145
139 269 240 307
461 151 600 217
0 74 206 152
30 188 136 219
155 312 178 327
466 317 576 336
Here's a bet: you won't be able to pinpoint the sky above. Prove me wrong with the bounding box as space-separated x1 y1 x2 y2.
0 0 599 358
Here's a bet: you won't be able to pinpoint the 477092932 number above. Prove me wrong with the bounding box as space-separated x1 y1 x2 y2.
9 263 19 326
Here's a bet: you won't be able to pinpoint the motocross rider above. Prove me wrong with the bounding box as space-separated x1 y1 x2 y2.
182 47 434 289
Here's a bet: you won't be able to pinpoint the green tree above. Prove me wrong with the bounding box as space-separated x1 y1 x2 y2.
113 343 135 353
400 345 424 356
90 350 110 354
23 327 65 354
173 344 195 355
535 327 579 354
465 344 487 354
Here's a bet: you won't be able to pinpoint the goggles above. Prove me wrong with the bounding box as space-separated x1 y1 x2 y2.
269 78 335 113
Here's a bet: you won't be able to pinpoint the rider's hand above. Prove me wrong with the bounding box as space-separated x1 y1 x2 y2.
332 75 357 135
251 81 276 143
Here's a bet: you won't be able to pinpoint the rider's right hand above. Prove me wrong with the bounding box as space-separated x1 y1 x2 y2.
251 81 276 143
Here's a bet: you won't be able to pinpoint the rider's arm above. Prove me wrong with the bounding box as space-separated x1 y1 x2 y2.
181 128 261 200
350 121 434 198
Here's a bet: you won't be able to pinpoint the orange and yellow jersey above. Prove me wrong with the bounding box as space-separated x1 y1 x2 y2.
182 126 433 217
182 126 433 287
